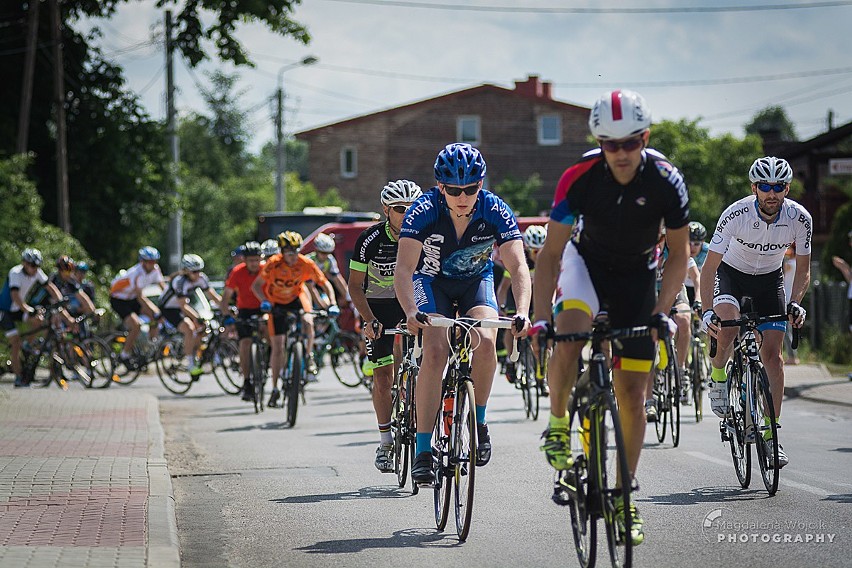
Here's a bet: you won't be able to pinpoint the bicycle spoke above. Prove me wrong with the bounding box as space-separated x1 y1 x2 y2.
752 365 779 495
453 381 477 541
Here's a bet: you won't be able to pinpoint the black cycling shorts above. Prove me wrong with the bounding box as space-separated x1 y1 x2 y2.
110 297 142 320
271 299 303 336
236 308 263 339
162 307 186 328
714 262 785 320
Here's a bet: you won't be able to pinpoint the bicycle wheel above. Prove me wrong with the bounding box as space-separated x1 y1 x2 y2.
211 339 242 395
670 363 681 448
156 339 193 395
453 380 477 541
726 368 751 488
80 336 116 389
285 342 303 427
751 365 779 495
330 331 364 388
653 367 668 443
433 394 451 531
105 332 143 385
251 342 267 414
691 341 705 422
598 393 633 568
519 346 539 420
57 340 94 389
392 372 409 488
407 369 419 496
564 398 596 568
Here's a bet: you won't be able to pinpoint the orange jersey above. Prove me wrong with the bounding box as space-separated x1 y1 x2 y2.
260 253 329 305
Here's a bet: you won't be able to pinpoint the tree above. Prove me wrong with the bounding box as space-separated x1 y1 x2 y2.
745 106 798 142
494 174 542 217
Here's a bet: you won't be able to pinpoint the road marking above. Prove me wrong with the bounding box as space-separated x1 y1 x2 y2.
687 451 832 497
686 451 730 468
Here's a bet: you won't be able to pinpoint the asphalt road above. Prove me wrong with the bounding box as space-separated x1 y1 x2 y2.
132 364 852 568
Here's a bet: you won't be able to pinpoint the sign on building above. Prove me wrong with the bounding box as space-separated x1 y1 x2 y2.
829 158 852 175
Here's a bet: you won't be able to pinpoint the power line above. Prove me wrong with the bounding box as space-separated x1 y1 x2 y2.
317 0 852 14
138 64 166 96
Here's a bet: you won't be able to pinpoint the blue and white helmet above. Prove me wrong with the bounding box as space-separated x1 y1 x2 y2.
21 248 43 266
434 143 487 185
138 246 161 261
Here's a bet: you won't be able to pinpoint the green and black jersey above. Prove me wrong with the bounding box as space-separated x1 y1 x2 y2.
350 221 399 300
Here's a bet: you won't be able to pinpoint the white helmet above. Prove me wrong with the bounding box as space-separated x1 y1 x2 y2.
748 156 793 184
523 225 547 250
261 239 280 257
381 179 422 206
589 89 652 140
180 254 204 271
314 233 335 253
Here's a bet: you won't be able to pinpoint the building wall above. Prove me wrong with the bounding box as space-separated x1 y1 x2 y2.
298 86 592 212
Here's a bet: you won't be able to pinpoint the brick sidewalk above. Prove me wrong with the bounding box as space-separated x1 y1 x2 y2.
0 388 178 567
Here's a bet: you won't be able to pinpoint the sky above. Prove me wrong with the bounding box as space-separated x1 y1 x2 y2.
78 0 852 154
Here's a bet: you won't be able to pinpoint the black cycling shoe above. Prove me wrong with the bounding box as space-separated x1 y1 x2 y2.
241 382 255 402
411 451 434 484
476 423 492 466
268 389 280 408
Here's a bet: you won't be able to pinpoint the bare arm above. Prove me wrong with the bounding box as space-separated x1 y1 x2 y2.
348 269 378 339
532 222 572 324
251 276 268 303
832 256 852 283
221 286 235 309
699 250 723 310
495 272 511 313
790 254 811 305
394 237 424 330
500 240 531 313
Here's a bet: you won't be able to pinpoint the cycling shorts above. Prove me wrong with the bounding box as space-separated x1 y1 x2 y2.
162 308 187 328
713 262 786 332
270 298 304 336
365 300 405 367
236 308 263 340
0 310 24 337
554 242 656 369
110 297 142 320
412 273 497 317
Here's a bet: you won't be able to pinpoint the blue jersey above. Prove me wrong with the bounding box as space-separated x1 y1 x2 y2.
400 187 522 280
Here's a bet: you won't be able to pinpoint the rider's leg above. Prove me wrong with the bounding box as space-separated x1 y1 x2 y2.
123 313 141 355
414 326 450 456
269 334 285 391
759 329 785 418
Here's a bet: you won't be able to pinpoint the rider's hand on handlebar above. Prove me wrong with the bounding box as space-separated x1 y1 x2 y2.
701 309 718 336
512 314 531 338
787 301 806 328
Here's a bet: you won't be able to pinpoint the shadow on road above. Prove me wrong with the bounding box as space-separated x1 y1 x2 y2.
272 485 414 505
823 494 852 504
217 420 294 432
295 527 459 553
644 486 769 505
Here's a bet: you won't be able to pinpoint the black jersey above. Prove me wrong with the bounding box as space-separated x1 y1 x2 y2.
350 221 400 300
551 148 690 271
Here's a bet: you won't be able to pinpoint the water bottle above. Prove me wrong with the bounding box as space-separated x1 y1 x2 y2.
138 314 151 348
443 393 454 435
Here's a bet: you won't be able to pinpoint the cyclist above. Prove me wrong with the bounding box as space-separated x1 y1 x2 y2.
221 241 265 400
158 254 222 377
109 247 166 367
73 261 96 304
50 256 95 317
307 233 350 311
684 221 709 305
252 231 339 408
497 224 549 395
261 239 280 258
1 249 65 387
349 179 423 473
394 143 532 484
700 156 811 469
532 89 690 546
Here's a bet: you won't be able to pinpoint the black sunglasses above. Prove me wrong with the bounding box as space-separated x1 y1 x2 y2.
600 136 643 153
442 182 480 197
390 205 408 214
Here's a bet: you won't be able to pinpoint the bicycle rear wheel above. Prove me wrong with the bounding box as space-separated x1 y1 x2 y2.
599 394 633 568
519 346 539 420
453 380 477 541
751 365 779 495
156 339 193 395
564 398 596 568
330 331 364 388
392 373 409 488
81 336 116 389
691 341 705 422
212 339 241 395
284 342 303 427
433 396 451 531
670 363 681 447
726 371 751 488
653 367 668 443
105 333 143 385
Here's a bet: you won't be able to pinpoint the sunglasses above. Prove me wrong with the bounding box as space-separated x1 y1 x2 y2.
442 182 480 197
600 137 643 153
755 182 787 193
390 205 409 214
689 241 703 246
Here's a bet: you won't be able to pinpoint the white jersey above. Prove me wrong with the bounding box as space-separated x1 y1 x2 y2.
683 257 698 288
158 273 210 309
1 265 49 312
110 263 165 300
709 196 811 276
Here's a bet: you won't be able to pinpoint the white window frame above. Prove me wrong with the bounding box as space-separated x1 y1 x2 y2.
340 146 357 179
456 115 481 145
538 114 562 146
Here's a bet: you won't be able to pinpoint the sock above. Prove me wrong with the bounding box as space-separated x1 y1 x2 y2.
416 432 432 456
711 366 727 383
763 414 780 440
549 413 569 430
378 421 392 445
475 405 487 425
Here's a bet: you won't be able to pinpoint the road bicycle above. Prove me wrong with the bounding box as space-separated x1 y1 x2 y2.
510 331 549 421
104 315 166 386
385 325 422 493
553 313 655 568
710 298 796 496
652 331 681 447
238 314 270 414
313 311 368 390
686 310 711 422
425 314 518 542
277 309 311 427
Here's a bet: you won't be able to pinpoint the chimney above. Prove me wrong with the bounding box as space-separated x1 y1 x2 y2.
514 75 541 98
541 81 552 100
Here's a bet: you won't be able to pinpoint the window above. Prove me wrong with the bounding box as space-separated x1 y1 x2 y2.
538 115 561 146
340 146 357 178
456 116 481 145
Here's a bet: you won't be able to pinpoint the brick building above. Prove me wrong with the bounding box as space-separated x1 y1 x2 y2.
295 75 592 211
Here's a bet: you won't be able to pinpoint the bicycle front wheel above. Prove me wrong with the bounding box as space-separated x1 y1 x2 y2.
81 336 116 389
156 339 193 395
285 342 303 427
726 370 751 488
330 331 364 388
251 342 267 414
212 339 242 395
751 365 779 495
653 367 668 443
105 333 142 385
691 341 705 422
598 393 633 568
670 363 681 447
453 380 477 541
565 398 596 568
519 346 539 420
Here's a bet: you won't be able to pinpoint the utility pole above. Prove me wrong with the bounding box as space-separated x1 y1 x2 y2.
50 0 70 233
165 10 182 273
17 0 40 155
275 86 285 211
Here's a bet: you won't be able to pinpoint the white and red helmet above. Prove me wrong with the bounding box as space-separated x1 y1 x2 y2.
589 89 652 140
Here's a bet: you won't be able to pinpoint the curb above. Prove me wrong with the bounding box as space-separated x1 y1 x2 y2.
146 395 181 568
784 363 852 409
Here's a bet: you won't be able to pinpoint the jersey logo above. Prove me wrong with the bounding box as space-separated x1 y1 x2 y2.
421 234 445 277
636 197 647 206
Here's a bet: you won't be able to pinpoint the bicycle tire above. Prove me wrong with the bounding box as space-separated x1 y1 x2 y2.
392 372 409 488
453 380 477 541
565 397 596 568
330 331 364 388
212 339 242 395
670 362 681 448
520 345 539 420
598 392 633 568
55 340 93 389
251 342 267 414
285 342 303 427
105 332 144 385
156 339 193 395
751 364 779 495
81 336 116 389
691 341 705 422
726 364 751 488
433 394 451 531
653 367 668 443
407 369 419 496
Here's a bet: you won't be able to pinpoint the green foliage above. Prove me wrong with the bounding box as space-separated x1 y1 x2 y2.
259 140 311 181
822 201 852 280
493 174 542 216
813 328 852 365
651 120 763 231
284 173 349 212
745 106 798 142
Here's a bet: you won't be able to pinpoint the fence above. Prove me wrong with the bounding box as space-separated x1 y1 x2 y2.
808 279 849 347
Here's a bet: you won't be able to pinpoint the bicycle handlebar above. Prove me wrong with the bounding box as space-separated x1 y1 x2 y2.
552 325 653 344
425 315 520 362
708 313 798 358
